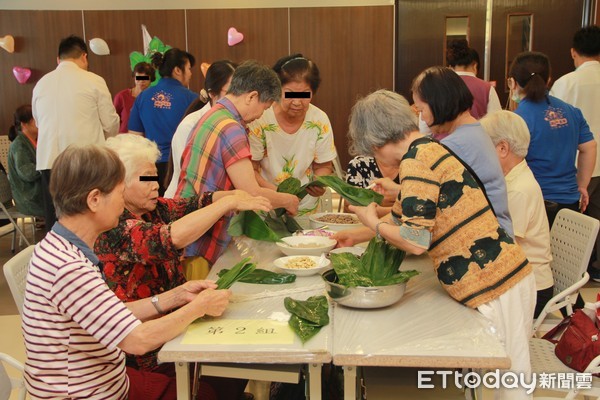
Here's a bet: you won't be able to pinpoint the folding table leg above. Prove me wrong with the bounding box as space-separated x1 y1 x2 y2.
343 366 357 400
307 363 322 400
175 362 191 400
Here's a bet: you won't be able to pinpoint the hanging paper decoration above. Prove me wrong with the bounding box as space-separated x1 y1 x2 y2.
12 66 31 84
227 27 244 46
89 38 110 55
0 35 15 53
129 26 172 87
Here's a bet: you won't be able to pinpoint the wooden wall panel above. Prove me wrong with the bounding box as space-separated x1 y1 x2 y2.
489 0 584 106
290 6 394 168
395 0 487 99
186 8 289 91
84 10 186 97
0 11 83 145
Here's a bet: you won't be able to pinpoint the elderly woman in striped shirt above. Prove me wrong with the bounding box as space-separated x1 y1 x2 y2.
21 145 231 400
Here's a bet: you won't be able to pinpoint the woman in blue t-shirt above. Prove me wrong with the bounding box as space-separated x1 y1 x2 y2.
508 51 596 227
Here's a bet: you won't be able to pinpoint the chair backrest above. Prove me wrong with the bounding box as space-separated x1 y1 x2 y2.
3 245 35 315
0 136 9 175
550 208 600 296
0 170 13 206
0 352 25 400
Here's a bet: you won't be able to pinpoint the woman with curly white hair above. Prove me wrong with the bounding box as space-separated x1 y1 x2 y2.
94 133 271 400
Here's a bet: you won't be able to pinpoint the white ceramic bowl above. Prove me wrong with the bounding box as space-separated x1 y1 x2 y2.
329 246 366 257
273 255 331 277
276 236 337 256
308 212 364 232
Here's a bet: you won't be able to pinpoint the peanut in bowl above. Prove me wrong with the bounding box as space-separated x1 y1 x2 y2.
273 255 331 277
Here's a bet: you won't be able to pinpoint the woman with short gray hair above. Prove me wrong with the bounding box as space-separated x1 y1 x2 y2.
334 89 535 400
22 144 232 400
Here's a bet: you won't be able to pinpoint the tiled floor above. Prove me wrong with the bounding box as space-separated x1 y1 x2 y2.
1 219 600 399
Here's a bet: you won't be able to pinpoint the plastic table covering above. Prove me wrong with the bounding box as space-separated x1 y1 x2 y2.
331 253 510 399
158 237 332 400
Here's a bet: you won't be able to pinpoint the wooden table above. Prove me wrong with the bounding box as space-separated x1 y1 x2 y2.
158 238 332 400
331 254 511 399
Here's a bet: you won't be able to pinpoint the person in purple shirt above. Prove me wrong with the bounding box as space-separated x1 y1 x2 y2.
128 48 198 195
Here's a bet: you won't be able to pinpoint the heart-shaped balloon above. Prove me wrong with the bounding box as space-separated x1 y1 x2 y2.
227 27 244 47
200 62 210 77
13 66 31 84
0 35 15 53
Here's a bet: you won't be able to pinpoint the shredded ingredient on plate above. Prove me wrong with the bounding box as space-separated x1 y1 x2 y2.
315 214 360 224
285 257 317 269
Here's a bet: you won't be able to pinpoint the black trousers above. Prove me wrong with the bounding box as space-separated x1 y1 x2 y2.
40 169 56 233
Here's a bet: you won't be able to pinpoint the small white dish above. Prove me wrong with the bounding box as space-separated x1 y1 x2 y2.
276 236 337 256
273 255 331 277
329 246 366 257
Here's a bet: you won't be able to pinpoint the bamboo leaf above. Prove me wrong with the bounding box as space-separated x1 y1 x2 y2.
314 175 383 206
227 211 282 242
215 257 256 289
284 295 329 343
217 268 296 284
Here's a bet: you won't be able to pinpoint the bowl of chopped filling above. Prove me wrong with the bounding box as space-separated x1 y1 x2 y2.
273 255 331 277
308 212 364 232
276 236 337 256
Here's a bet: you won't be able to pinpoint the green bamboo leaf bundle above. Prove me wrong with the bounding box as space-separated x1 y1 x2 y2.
227 210 282 242
313 175 383 206
217 268 296 284
329 237 418 287
284 295 329 343
216 257 257 289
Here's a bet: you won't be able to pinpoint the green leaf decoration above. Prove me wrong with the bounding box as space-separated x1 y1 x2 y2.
217 268 296 284
215 257 256 289
329 237 418 287
284 295 329 343
227 211 282 242
314 175 383 206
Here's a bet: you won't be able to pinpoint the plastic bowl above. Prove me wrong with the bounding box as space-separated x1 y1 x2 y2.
321 269 406 308
276 236 337 256
308 212 364 232
273 255 331 277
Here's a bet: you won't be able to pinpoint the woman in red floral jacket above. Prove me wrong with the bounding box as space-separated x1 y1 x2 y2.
95 133 271 400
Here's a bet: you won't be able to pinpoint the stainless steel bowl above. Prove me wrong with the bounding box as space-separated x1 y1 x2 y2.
321 269 406 309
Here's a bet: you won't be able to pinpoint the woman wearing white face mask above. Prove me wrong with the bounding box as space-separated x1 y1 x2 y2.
508 51 597 227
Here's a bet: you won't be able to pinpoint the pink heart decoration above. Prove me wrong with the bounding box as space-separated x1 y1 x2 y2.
227 27 244 47
12 66 31 84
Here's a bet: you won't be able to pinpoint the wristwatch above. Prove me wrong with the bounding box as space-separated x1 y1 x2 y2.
151 295 166 315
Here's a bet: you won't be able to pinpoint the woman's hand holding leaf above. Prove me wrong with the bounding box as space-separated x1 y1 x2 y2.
372 177 401 199
349 203 380 231
228 190 272 213
190 288 231 318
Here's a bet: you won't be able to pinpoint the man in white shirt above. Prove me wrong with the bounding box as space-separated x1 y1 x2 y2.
482 110 554 318
551 25 600 279
32 35 119 232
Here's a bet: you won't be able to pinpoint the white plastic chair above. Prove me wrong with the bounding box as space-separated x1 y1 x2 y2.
0 136 9 174
0 352 25 400
532 209 599 336
3 245 34 315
